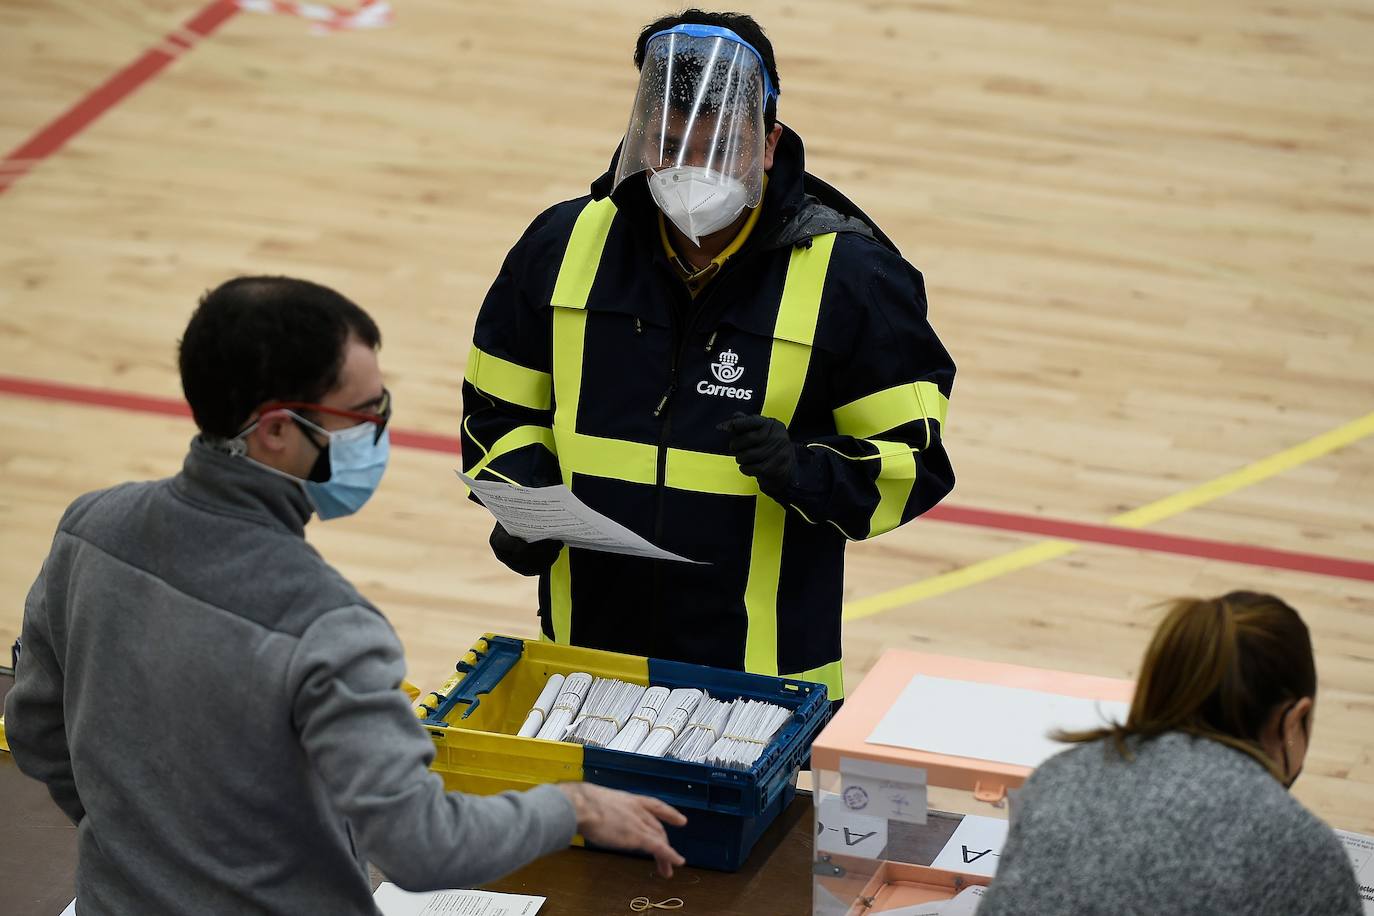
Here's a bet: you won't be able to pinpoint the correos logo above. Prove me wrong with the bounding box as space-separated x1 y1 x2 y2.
699 350 752 400
710 349 745 384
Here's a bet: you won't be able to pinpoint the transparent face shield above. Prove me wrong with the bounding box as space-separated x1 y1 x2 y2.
614 25 779 244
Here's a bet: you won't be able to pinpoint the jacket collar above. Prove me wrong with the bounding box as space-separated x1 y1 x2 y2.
172 436 313 536
591 124 897 257
592 123 809 249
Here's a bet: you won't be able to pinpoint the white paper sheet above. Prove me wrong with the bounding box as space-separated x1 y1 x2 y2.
880 885 986 916
374 882 545 916
456 471 699 563
840 756 928 824
867 675 1129 769
929 814 1009 878
1335 829 1374 914
58 902 76 916
816 792 888 858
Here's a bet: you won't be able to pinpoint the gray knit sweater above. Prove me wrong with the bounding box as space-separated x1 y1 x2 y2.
979 732 1360 916
5 440 577 915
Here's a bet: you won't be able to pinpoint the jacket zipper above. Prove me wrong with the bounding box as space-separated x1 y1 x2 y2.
644 247 766 649
646 268 692 654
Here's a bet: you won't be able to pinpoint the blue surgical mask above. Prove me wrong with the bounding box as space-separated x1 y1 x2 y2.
300 418 390 520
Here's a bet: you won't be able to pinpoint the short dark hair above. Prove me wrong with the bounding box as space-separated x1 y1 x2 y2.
634 9 780 129
178 276 381 438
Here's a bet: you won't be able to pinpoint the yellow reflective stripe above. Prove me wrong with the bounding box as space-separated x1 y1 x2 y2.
552 307 587 449
467 425 557 479
744 498 786 675
762 340 811 428
551 205 615 448
556 431 757 496
744 234 836 681
547 198 617 645
834 380 948 441
783 659 845 702
665 448 757 496
870 439 918 537
464 345 552 411
549 548 572 644
558 431 657 486
550 198 617 310
772 233 835 345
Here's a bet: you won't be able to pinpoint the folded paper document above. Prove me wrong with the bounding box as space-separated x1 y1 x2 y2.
457 471 700 564
373 883 544 916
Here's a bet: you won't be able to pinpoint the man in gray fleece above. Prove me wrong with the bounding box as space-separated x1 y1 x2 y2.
5 276 685 915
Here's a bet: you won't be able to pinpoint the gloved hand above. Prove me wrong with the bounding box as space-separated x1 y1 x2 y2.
489 522 563 577
717 413 797 497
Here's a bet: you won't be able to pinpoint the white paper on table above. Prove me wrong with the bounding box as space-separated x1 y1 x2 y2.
456 471 701 564
58 902 76 916
929 815 1009 878
816 791 888 858
880 885 986 916
1335 829 1374 913
840 756 927 824
867 675 1129 769
374 882 545 916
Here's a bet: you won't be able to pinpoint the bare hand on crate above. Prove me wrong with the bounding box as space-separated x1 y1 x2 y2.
558 783 687 878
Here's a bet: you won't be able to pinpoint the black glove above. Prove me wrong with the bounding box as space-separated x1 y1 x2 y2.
717 413 797 497
489 522 563 577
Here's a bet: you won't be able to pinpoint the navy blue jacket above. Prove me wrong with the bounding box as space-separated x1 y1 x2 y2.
462 126 954 697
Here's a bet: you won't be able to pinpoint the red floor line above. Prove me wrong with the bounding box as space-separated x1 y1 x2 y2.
1 375 192 419
3 373 1372 583
923 505 1374 583
0 0 240 196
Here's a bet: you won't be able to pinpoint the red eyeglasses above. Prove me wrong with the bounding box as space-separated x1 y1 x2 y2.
257 388 392 444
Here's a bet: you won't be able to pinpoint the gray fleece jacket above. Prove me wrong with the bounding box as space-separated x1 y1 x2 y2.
979 731 1361 916
5 438 576 915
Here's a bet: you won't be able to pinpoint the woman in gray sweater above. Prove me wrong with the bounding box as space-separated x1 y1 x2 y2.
979 591 1362 916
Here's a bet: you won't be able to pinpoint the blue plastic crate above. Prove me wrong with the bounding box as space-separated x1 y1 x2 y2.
417 635 831 871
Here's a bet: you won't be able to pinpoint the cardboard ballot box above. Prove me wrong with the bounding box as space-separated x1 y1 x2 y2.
416 634 831 871
810 650 1133 915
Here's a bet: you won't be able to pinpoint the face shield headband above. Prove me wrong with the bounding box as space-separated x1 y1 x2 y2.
645 24 779 106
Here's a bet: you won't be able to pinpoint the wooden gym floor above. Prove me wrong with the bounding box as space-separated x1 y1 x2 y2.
1 1 1371 832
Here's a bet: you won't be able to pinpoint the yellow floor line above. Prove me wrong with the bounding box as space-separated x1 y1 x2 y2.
845 540 1077 622
843 410 1374 622
1110 410 1374 528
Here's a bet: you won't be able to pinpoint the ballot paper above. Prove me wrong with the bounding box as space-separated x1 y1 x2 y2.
879 885 986 916
457 471 699 563
374 883 545 916
929 815 1009 878
867 675 1129 769
1336 829 1374 914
